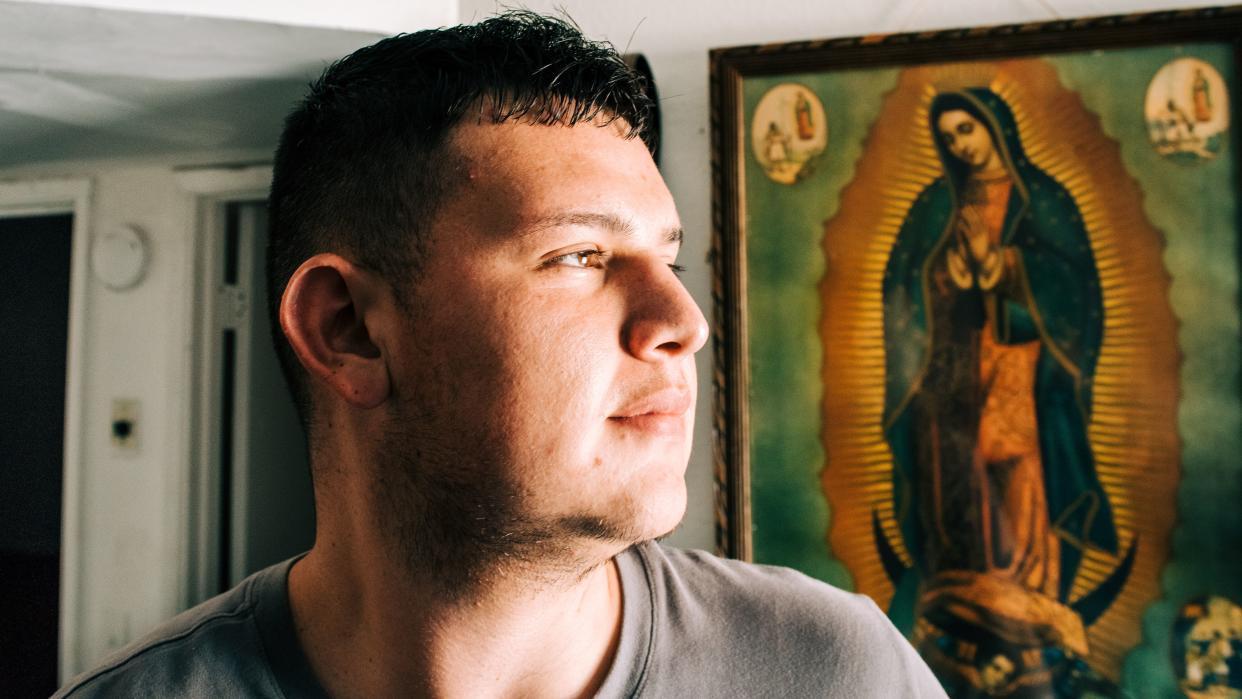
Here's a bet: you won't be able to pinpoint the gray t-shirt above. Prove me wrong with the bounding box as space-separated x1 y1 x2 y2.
55 542 946 698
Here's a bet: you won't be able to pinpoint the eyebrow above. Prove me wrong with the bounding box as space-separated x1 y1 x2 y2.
523 211 683 246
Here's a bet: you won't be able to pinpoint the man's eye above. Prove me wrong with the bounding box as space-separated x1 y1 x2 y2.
547 249 607 269
669 263 687 278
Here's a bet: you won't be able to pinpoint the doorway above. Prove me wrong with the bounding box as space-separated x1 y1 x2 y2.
0 213 74 698
190 198 315 604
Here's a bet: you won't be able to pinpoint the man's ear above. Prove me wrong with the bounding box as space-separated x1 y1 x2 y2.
280 253 391 409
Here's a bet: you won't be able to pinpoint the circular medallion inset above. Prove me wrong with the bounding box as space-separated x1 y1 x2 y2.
751 83 828 185
1145 58 1230 162
1172 596 1242 698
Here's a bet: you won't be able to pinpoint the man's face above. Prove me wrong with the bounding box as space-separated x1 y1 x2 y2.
383 119 707 561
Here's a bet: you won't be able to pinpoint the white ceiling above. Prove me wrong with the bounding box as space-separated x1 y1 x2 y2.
0 1 383 167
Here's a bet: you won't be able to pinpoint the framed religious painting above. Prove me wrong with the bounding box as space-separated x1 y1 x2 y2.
711 7 1242 698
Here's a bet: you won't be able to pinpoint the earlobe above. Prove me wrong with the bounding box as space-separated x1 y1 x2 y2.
280 254 391 409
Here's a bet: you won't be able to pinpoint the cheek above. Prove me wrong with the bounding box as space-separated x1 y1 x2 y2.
486 299 615 434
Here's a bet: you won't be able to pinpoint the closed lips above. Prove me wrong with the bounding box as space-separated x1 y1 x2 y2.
609 389 691 419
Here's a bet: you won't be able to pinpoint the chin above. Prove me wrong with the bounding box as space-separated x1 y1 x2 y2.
567 475 686 549
629 476 689 542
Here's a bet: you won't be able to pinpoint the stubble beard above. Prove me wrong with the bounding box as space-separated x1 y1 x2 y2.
371 406 649 602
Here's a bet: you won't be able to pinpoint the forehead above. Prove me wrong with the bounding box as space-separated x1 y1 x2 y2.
433 119 677 241
936 109 980 131
449 117 647 178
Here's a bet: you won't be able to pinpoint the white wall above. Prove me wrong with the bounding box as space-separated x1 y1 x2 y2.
66 163 197 669
458 0 1214 553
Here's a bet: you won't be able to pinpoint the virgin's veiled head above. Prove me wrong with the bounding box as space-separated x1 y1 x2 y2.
928 88 1030 189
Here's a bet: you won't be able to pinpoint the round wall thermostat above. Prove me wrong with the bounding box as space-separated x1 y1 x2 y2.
92 224 149 290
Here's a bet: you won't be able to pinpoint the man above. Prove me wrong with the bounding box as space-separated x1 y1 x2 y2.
57 12 944 698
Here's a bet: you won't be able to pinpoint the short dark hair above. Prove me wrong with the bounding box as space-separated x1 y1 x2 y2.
266 11 656 426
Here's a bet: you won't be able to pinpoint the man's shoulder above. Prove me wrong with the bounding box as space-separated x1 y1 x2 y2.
636 542 888 641
54 563 289 698
626 542 947 698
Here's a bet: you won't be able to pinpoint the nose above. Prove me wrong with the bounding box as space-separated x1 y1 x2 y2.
621 259 709 362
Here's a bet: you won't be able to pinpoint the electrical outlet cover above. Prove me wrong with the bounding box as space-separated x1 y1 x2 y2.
110 398 140 451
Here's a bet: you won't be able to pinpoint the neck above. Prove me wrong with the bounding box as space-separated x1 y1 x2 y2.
972 166 1008 181
288 474 626 699
971 153 1008 181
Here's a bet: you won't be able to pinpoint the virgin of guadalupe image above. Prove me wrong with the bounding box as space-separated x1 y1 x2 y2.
877 87 1138 697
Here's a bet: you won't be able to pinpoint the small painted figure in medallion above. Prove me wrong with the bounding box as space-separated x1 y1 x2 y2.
751 83 828 185
1146 58 1230 162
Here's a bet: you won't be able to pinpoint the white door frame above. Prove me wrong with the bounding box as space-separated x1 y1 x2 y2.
174 165 273 607
0 177 93 682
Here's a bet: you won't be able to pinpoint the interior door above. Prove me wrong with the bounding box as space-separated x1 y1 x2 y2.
200 201 314 596
0 213 73 698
